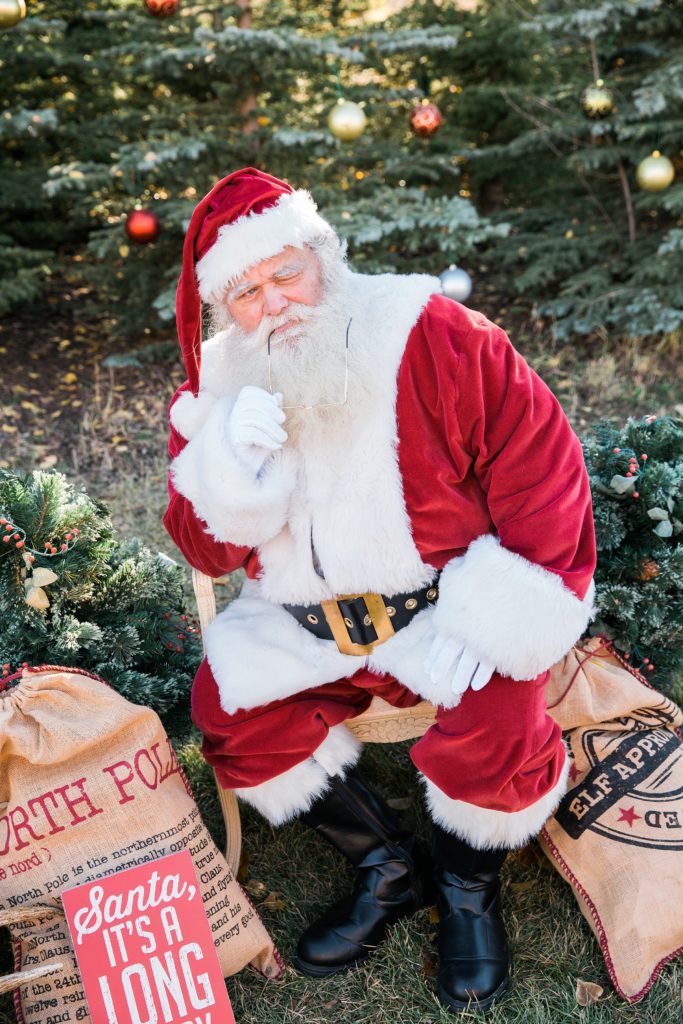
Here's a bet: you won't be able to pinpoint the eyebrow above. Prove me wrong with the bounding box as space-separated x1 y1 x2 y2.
227 261 307 302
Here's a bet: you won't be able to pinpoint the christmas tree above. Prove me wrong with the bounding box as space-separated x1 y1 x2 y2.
584 415 683 695
0 0 505 333
463 0 683 342
0 468 201 737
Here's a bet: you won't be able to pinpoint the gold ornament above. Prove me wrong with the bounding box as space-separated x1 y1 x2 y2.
636 559 659 581
0 0 26 29
327 100 367 142
636 151 675 192
580 79 615 119
24 568 58 610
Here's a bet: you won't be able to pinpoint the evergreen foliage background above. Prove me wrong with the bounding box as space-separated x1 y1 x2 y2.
2 0 682 342
0 468 201 739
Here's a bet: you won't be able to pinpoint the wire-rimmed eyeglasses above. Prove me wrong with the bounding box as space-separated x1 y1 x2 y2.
267 318 351 411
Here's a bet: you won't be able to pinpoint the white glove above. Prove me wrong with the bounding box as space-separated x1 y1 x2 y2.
227 386 288 476
424 633 495 701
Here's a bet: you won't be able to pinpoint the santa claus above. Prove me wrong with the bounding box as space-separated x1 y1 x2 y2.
164 167 596 1011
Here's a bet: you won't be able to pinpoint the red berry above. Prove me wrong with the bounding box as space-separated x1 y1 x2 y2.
641 454 647 461
4 524 12 532
181 615 187 621
73 528 79 534
167 642 174 649
648 664 654 672
176 645 182 652
624 653 630 659
2 536 9 543
613 448 620 453
626 472 632 477
28 554 35 562
61 543 67 551
15 540 24 548
0 518 6 524
2 664 8 670
50 546 57 554
632 492 639 498
65 533 73 540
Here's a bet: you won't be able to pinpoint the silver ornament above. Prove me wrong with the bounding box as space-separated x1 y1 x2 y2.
440 265 472 303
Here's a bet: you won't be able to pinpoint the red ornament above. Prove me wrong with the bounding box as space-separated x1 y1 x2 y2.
124 209 160 245
144 0 180 16
410 102 443 138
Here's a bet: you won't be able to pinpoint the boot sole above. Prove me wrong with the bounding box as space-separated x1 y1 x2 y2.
292 951 371 978
437 973 511 1014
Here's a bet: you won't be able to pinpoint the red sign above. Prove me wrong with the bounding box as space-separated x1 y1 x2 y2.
61 849 236 1024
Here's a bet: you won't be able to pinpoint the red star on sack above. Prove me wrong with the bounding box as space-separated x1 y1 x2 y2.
568 763 581 782
617 806 642 828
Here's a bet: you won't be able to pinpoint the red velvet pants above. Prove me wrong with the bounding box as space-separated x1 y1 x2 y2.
192 658 565 815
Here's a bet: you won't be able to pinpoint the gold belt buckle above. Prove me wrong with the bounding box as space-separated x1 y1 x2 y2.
320 592 395 656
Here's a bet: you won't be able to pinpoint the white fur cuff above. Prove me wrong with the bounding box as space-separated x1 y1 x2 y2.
421 753 570 850
234 724 362 825
205 581 361 714
170 394 296 547
432 535 595 681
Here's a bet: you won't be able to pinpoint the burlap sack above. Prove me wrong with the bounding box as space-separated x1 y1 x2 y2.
0 666 283 1024
541 638 683 1001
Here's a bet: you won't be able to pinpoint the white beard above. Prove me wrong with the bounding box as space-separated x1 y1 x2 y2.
215 263 374 443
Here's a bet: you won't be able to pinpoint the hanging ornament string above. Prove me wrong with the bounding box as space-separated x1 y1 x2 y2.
327 60 367 142
0 516 79 561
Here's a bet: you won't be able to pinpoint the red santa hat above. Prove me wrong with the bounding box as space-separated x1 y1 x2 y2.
176 166 336 394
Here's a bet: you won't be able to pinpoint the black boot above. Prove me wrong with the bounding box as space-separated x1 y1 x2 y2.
432 823 511 1012
293 768 430 977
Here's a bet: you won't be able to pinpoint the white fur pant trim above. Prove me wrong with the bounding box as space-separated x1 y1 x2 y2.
421 750 570 851
233 724 362 826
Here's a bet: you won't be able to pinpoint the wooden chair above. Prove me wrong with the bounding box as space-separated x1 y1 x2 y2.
192 569 437 873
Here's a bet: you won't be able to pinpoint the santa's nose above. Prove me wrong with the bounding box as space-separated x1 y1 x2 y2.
263 285 289 317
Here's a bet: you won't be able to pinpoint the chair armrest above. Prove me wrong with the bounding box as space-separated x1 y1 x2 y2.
192 569 217 648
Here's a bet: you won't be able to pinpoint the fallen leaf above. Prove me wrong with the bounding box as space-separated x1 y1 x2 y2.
428 906 440 924
244 879 266 897
62 371 77 383
575 979 603 1006
1 424 17 433
261 891 286 911
510 880 537 893
421 950 438 977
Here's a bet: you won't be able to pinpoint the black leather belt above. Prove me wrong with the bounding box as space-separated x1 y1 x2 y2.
284 576 440 656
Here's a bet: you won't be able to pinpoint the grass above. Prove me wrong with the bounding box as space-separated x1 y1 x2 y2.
1 291 682 1022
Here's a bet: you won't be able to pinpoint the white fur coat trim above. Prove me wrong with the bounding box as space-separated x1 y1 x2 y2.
421 753 570 850
206 585 463 715
170 395 297 548
196 191 335 302
432 535 595 681
205 580 362 714
234 724 361 825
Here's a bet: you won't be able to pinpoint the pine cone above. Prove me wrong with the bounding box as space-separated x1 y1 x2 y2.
637 558 659 581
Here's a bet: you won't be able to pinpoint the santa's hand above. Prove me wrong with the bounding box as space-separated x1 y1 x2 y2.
227 386 288 475
424 633 495 700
